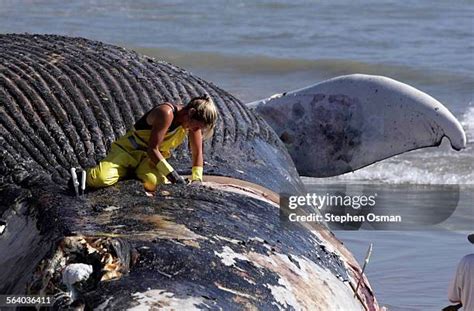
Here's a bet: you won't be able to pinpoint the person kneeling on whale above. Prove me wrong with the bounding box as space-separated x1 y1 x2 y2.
86 95 218 192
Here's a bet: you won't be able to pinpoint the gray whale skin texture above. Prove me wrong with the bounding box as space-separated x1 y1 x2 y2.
0 34 379 310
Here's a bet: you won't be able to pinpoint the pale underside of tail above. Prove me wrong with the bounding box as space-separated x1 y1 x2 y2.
248 74 467 177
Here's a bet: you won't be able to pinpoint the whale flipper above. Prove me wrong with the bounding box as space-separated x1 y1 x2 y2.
248 74 467 177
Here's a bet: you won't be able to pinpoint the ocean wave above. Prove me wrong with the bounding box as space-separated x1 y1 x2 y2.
132 46 474 89
305 156 473 185
461 105 474 141
305 151 473 186
304 107 474 186
309 160 473 186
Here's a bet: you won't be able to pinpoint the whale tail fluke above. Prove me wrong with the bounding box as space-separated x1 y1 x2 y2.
248 74 467 177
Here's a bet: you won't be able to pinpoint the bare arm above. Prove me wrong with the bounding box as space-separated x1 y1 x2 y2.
147 105 174 165
189 128 204 182
189 128 203 167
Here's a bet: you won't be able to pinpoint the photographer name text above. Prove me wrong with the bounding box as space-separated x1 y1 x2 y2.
288 212 402 224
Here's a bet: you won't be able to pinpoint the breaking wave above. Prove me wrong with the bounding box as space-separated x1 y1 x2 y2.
305 106 473 186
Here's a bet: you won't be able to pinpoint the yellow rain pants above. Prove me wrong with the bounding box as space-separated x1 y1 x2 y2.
87 127 188 191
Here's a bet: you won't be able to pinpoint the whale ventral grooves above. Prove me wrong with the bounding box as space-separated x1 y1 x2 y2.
0 33 302 194
0 34 378 310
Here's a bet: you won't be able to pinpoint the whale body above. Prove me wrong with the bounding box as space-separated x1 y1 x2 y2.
0 34 379 310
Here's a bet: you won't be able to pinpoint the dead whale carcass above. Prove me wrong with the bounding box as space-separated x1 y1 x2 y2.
0 34 378 310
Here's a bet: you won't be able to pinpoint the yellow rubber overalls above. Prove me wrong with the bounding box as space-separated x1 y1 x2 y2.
87 125 188 191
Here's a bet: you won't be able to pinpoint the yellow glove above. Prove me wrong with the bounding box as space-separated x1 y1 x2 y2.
191 166 203 182
156 159 185 184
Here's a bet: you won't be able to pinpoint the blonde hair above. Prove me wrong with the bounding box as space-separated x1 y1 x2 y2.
187 95 218 140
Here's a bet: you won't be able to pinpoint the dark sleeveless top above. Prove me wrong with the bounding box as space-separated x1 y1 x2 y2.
134 102 179 131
